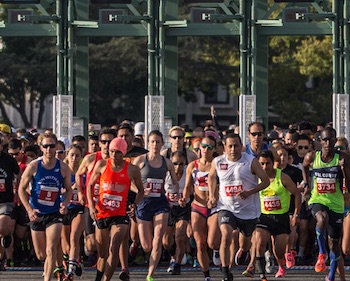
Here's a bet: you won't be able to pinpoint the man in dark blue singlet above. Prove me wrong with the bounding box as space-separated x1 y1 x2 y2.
18 132 73 281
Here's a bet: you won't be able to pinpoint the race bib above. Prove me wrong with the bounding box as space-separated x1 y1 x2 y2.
316 178 336 194
0 179 5 193
197 176 209 191
102 194 122 210
146 178 163 197
38 185 59 206
70 189 80 205
263 196 281 211
225 180 243 196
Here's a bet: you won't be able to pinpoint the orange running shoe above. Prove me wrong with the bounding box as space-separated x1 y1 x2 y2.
315 253 328 273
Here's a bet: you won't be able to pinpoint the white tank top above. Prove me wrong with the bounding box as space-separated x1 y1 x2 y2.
215 153 261 220
164 168 188 206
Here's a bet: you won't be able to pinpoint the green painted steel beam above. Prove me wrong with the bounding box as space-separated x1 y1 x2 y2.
0 24 55 36
257 23 332 36
75 23 147 36
0 22 332 37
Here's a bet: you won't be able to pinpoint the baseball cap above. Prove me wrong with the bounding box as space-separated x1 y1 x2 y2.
0 124 11 134
134 122 145 136
185 132 193 138
109 138 127 155
19 135 30 142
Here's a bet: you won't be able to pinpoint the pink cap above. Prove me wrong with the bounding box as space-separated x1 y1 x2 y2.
109 138 127 155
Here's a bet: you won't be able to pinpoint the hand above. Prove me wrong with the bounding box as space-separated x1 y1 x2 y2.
144 187 152 197
59 202 68 215
28 208 40 222
89 207 97 221
178 197 187 208
207 197 217 209
238 190 251 200
127 203 136 218
210 105 215 117
290 215 300 227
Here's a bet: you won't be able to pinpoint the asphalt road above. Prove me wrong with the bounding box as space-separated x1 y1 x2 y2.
0 266 349 281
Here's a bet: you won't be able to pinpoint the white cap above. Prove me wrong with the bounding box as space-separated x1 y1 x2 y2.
134 122 145 136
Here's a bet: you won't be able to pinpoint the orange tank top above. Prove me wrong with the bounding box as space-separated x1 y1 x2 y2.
96 159 130 219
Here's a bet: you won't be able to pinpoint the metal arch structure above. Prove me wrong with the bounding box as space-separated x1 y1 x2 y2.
0 0 347 137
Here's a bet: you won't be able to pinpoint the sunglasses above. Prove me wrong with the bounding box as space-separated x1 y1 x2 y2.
201 143 215 150
9 152 20 156
193 147 200 152
335 145 346 151
321 137 335 142
100 140 112 145
250 132 264 137
41 143 56 149
172 162 184 166
170 135 184 140
298 145 309 150
56 150 65 154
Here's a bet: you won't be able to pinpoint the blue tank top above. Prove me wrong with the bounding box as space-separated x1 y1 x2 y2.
30 159 64 214
245 143 269 158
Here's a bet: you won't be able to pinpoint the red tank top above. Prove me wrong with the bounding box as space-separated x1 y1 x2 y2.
19 154 28 173
96 159 130 219
85 151 103 207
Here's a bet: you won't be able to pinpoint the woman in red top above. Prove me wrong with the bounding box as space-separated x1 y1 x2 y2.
87 138 144 281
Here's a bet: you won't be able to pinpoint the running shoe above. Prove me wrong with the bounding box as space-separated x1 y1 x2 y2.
193 258 200 268
260 277 268 281
325 275 334 281
53 267 64 281
146 276 154 281
119 268 130 281
275 266 286 278
5 259 14 267
75 261 82 277
235 248 249 266
285 252 295 268
242 265 255 278
204 278 211 281
129 242 140 258
0 235 11 249
213 250 221 266
315 253 328 273
264 251 275 274
63 273 74 281
172 263 181 275
167 259 176 273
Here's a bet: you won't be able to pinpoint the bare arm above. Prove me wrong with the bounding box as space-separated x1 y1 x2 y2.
302 151 315 190
75 154 92 192
179 162 194 207
281 172 301 226
238 158 269 199
60 162 73 214
207 160 218 208
86 160 105 221
129 164 144 206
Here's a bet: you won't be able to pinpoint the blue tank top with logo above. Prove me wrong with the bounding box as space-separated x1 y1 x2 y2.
30 159 64 214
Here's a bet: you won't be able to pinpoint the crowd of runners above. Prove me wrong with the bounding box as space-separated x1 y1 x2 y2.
0 117 349 281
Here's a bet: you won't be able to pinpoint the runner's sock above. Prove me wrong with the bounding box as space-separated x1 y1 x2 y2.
328 250 340 281
315 226 327 254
